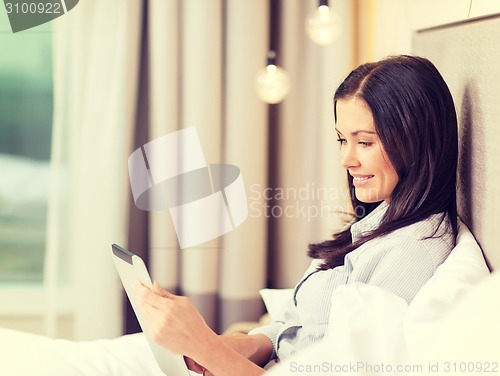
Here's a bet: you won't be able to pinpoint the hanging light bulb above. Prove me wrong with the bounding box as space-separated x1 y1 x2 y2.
255 51 291 104
305 0 341 45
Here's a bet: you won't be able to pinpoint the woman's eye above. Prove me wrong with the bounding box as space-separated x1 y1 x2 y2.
336 138 347 145
359 141 373 147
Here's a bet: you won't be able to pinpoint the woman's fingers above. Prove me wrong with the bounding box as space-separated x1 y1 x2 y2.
135 282 163 309
135 281 217 360
135 281 178 310
153 280 178 300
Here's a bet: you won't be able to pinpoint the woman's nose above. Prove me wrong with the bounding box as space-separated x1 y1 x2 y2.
340 145 360 169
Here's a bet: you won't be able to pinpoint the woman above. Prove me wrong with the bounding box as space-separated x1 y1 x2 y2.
136 55 458 376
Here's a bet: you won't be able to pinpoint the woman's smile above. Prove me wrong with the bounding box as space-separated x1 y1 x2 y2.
350 174 374 186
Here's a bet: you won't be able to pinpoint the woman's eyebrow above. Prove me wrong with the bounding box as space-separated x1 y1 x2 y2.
352 130 377 136
335 129 376 136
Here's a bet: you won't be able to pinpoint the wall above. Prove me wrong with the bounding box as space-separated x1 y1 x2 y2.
356 0 500 270
357 0 500 62
413 15 500 270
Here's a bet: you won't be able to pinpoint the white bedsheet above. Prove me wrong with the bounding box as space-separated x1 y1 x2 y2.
0 330 167 376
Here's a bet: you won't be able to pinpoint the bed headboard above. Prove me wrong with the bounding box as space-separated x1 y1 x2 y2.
412 14 500 271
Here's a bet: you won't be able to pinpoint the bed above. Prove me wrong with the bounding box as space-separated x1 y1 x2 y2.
0 220 495 375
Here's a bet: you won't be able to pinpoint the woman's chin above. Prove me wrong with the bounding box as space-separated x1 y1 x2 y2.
355 194 385 204
355 195 377 204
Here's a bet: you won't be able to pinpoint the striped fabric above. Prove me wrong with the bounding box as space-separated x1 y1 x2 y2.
250 202 454 362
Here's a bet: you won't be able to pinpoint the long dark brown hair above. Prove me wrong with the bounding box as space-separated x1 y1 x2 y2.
309 55 458 270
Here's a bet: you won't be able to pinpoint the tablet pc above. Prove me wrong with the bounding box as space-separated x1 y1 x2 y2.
111 244 191 376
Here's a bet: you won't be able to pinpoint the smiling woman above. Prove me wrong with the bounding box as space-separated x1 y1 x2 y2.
310 55 459 270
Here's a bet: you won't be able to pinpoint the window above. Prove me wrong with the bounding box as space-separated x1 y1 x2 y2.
0 10 53 284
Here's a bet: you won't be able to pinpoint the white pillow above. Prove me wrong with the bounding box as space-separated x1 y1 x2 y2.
427 270 500 362
258 288 294 321
404 219 490 361
407 219 490 320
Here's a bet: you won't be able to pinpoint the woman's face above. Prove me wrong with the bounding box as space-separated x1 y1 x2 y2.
335 97 399 204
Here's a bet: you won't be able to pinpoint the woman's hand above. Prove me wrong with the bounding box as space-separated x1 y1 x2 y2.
135 281 219 360
183 332 272 375
136 281 269 376
219 333 273 366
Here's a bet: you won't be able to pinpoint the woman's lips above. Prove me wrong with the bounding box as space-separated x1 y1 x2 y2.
351 174 374 186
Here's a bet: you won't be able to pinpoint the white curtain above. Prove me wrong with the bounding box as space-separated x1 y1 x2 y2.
146 0 269 331
271 0 354 288
45 0 142 339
